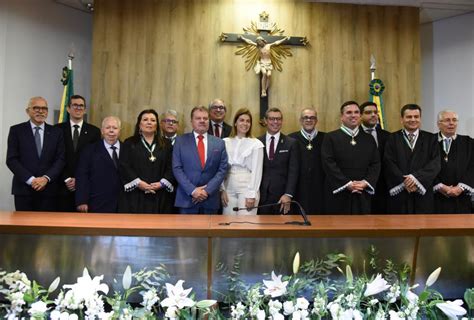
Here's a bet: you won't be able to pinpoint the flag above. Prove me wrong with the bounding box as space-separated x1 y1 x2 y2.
58 66 74 123
369 78 386 129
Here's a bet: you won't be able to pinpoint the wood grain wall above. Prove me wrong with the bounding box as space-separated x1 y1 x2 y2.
91 0 420 137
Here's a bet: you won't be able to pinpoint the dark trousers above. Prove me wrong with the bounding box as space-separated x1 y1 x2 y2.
56 192 77 212
14 194 57 211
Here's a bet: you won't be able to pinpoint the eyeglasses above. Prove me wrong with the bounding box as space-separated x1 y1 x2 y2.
210 105 226 111
302 116 317 121
267 117 282 122
162 119 178 125
31 106 48 112
70 104 85 110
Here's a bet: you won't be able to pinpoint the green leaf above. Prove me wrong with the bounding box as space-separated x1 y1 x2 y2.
195 299 217 309
123 265 132 290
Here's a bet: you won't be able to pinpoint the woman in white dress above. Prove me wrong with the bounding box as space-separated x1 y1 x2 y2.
221 108 264 215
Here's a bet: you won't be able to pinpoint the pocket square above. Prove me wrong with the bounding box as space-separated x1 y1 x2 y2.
279 150 289 153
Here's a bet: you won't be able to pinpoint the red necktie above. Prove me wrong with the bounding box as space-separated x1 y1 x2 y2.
269 136 275 160
197 135 205 168
214 124 220 138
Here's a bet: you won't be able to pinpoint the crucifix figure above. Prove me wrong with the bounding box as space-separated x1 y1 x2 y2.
220 11 308 122
238 35 290 97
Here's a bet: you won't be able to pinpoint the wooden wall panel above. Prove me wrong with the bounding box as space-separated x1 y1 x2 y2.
91 0 420 137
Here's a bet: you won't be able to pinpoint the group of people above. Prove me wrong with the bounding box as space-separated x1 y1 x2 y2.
6 95 473 215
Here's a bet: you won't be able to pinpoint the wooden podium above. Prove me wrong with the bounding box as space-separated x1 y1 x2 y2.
0 212 472 299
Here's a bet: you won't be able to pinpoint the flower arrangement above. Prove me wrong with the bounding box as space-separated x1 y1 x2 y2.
1 247 473 319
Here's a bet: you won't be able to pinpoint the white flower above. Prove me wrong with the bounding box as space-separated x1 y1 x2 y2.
98 311 114 320
369 298 379 305
311 296 326 315
51 311 78 320
161 280 195 309
165 305 178 319
63 268 109 305
364 274 391 297
341 308 363 320
263 271 288 298
283 300 295 315
256 309 266 320
389 310 405 320
293 252 300 274
231 302 246 319
296 297 309 310
405 290 419 304
28 300 48 316
436 299 467 320
292 309 309 320
272 313 285 320
141 288 159 310
268 299 283 315
425 267 441 287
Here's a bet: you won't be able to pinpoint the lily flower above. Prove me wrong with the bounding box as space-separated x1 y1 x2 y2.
263 271 288 298
425 267 441 287
161 280 195 309
436 300 467 320
63 268 109 302
364 274 391 297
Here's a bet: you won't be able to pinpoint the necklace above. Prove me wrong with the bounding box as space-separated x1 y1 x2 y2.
340 126 358 146
141 137 156 162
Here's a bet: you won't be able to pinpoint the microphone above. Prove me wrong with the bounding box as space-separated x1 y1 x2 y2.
232 200 311 226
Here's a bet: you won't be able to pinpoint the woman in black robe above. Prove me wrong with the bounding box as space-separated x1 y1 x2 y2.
119 109 175 213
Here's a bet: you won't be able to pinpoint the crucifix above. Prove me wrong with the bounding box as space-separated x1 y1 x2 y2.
220 11 309 123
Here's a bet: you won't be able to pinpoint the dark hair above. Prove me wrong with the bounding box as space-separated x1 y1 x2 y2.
230 108 254 138
132 109 165 147
265 107 282 119
190 105 209 119
400 104 422 117
359 101 377 113
340 101 359 114
68 94 86 108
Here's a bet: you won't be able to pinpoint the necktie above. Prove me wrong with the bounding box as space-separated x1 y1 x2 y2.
110 145 119 168
197 135 205 168
444 138 452 154
214 124 220 138
408 133 415 148
34 126 42 157
72 124 80 151
269 136 275 160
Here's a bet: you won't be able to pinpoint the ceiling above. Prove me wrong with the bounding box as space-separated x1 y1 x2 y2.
54 0 474 23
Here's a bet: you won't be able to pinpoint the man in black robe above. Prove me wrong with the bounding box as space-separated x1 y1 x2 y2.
384 104 440 214
359 101 390 214
321 101 380 214
433 110 474 213
289 108 325 214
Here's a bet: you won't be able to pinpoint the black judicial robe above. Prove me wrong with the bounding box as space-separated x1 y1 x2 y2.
384 130 440 214
434 134 474 213
118 136 175 213
321 129 380 214
370 127 390 214
288 131 326 214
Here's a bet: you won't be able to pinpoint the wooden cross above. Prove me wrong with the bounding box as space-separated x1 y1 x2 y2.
220 11 308 123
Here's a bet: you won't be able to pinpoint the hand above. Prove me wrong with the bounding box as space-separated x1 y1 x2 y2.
77 204 88 213
221 191 229 207
150 182 162 191
245 198 256 211
278 195 291 214
346 181 362 194
31 176 48 191
448 186 463 197
438 184 451 197
352 180 368 193
192 185 208 203
403 175 417 193
65 178 76 191
138 180 155 193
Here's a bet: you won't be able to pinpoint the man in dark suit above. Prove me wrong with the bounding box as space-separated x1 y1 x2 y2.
173 106 228 214
258 107 299 215
433 110 473 213
6 96 65 211
75 116 122 213
384 104 440 213
289 108 325 214
207 98 232 138
56 94 101 211
359 101 390 214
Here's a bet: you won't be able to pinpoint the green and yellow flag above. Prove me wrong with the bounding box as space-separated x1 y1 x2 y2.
58 66 74 123
369 78 386 129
